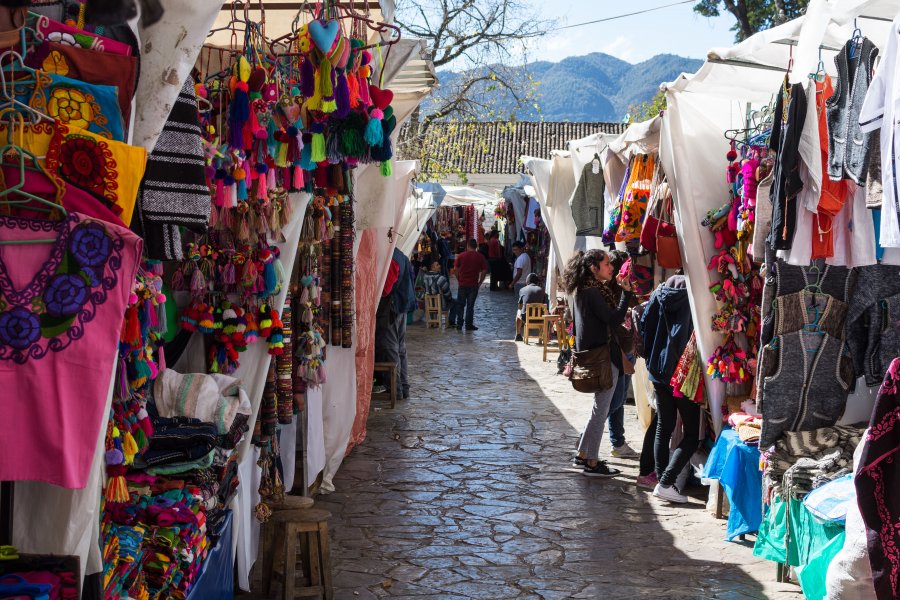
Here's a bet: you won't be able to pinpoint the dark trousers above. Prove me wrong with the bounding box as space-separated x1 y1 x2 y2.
653 381 701 488
440 256 450 279
452 286 479 327
640 412 658 477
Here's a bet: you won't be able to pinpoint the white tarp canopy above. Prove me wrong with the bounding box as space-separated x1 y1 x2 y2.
428 184 498 208
396 184 445 258
662 0 898 430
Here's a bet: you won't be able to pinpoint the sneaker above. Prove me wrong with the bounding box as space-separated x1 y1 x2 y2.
636 472 658 489
582 461 620 478
653 483 688 503
572 455 586 468
610 443 638 458
514 334 523 342
465 325 479 331
372 384 387 394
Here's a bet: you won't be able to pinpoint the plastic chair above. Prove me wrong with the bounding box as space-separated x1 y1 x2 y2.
524 303 547 345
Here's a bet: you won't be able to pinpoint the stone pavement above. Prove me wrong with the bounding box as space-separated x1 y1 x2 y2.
313 282 804 599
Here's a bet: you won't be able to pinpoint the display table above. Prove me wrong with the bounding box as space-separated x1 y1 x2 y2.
185 510 233 600
702 427 762 541
753 495 845 600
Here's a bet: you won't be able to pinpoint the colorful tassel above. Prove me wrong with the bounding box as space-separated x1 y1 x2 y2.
335 71 350 117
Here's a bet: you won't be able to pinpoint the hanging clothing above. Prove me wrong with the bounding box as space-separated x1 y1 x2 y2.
751 171 774 262
136 78 208 261
769 79 808 250
615 154 655 243
25 71 126 141
846 264 900 384
33 14 134 56
0 121 148 226
569 158 606 236
860 15 900 248
758 330 854 448
855 358 900 600
827 36 879 185
0 213 142 488
814 76 851 259
26 41 138 127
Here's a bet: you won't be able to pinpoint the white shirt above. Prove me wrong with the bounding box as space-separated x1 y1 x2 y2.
859 15 900 248
514 252 532 283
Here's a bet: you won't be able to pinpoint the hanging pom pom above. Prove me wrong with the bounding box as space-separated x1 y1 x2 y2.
335 71 350 118
214 168 227 206
234 167 248 201
310 124 326 163
122 431 139 465
105 465 130 503
301 57 315 98
267 164 277 190
256 163 269 202
381 158 393 177
347 72 361 108
319 55 336 113
365 108 384 146
229 82 250 151
293 165 305 190
357 73 371 105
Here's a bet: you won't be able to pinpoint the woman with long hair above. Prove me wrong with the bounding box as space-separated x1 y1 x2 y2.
563 249 634 477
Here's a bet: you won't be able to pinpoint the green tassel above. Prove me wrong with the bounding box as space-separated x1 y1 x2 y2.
381 159 392 177
134 427 148 450
311 133 326 162
341 128 365 157
322 99 337 113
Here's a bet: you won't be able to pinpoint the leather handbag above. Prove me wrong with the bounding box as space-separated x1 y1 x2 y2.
568 344 613 393
639 175 667 252
655 189 683 270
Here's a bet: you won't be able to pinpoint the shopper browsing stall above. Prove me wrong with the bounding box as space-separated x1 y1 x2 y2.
451 239 488 331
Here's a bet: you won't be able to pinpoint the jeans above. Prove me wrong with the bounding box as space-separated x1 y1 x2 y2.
607 356 633 448
453 286 479 327
640 412 658 477
654 381 701 487
576 363 620 461
395 311 409 397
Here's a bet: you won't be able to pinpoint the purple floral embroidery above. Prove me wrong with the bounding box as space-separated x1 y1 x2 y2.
43 273 88 316
0 307 41 350
69 222 110 268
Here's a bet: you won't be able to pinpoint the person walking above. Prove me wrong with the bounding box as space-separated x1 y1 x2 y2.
451 239 488 331
515 273 547 341
437 233 452 279
511 241 532 294
601 250 639 459
640 272 696 503
565 249 634 477
487 232 508 291
390 247 416 400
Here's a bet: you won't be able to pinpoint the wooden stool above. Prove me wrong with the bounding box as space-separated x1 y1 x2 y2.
372 362 397 408
424 294 442 328
541 314 562 362
261 507 334 600
523 303 547 345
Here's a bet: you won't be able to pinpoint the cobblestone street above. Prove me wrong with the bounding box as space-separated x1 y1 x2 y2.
314 284 803 599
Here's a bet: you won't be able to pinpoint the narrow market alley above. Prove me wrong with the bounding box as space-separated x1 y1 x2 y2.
313 285 802 600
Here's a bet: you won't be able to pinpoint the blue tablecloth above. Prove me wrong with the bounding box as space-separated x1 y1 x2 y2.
186 510 233 600
703 428 763 541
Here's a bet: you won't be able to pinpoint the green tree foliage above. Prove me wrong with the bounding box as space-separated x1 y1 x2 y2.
694 0 809 41
628 88 667 123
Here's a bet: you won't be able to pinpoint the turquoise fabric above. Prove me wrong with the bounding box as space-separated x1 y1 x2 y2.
704 428 763 541
797 530 847 600
754 494 788 563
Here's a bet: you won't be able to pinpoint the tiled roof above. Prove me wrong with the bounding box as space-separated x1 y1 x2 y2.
402 121 626 175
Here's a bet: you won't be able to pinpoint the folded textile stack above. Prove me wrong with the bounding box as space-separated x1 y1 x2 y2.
764 424 864 500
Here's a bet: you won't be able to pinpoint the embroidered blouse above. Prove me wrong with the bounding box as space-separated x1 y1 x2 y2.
0 213 142 488
0 121 148 225
20 71 125 141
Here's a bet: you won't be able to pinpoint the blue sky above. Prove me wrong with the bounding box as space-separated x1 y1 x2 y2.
521 0 738 63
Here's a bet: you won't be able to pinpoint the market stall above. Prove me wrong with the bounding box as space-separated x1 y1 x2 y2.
0 1 435 598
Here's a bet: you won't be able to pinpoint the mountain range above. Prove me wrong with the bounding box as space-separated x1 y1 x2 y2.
424 52 703 122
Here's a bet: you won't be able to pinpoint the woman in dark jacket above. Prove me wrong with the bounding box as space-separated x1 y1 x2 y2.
639 273 696 503
565 249 634 478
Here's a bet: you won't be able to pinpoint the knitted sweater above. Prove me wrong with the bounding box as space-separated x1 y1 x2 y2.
569 161 606 236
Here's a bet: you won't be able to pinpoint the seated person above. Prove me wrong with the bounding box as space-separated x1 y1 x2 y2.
515 273 548 341
422 260 453 312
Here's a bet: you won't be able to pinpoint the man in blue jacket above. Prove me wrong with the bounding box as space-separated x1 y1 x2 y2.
390 247 416 400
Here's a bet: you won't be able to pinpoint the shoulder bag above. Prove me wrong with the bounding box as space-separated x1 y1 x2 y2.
655 188 683 270
569 344 614 393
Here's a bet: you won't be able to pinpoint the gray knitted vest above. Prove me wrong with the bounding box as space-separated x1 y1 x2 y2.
826 37 879 184
759 331 853 448
570 161 606 236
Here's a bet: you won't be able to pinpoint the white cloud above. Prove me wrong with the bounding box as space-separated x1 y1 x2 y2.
599 36 638 62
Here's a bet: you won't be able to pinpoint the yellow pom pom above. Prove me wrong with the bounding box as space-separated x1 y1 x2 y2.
237 56 251 82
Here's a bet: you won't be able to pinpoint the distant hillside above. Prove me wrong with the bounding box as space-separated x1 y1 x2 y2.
423 52 702 122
